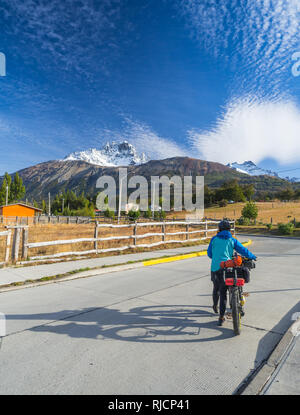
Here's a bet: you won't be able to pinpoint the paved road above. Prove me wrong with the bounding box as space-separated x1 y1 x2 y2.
263 333 300 395
0 235 299 394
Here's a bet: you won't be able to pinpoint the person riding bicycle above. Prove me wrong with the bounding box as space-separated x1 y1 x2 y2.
207 220 257 326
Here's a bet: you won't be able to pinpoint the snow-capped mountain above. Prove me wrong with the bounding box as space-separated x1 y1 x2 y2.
228 161 300 182
63 141 148 167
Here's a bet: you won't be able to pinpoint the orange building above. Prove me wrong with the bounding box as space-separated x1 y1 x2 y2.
0 203 42 217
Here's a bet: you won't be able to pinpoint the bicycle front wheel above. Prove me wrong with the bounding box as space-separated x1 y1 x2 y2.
231 287 241 335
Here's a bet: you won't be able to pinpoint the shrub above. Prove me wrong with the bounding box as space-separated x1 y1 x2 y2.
278 223 294 235
237 216 250 226
154 211 160 220
128 209 140 220
104 208 115 219
160 210 166 219
153 210 166 220
242 201 258 220
289 220 300 228
143 208 152 219
266 223 273 230
218 199 228 207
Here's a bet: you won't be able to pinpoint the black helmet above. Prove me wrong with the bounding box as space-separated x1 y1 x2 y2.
218 220 231 231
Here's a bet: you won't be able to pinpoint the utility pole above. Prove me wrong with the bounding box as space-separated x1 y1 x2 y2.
48 192 51 216
5 185 8 206
118 178 124 224
152 181 156 219
118 177 124 224
62 198 64 214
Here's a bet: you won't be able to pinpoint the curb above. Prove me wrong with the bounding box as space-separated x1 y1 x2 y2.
236 233 300 241
241 317 300 395
0 240 252 293
143 240 252 266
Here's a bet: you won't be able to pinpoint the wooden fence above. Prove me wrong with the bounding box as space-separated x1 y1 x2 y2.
0 215 92 226
3 220 235 263
0 230 12 266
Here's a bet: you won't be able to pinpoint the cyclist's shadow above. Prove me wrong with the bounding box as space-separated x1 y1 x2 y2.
30 304 234 342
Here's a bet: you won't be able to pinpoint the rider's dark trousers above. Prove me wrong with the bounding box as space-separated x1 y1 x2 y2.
211 269 228 317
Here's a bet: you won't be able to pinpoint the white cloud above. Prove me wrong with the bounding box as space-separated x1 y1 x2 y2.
189 98 300 165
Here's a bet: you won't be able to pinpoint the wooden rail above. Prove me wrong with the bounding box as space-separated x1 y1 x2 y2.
17 220 235 262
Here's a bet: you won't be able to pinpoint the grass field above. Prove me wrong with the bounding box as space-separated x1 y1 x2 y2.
166 201 300 224
1 201 299 266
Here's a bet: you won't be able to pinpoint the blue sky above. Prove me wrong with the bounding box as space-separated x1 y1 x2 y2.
0 0 300 178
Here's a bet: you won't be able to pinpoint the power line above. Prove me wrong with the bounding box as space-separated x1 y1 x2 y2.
276 167 300 173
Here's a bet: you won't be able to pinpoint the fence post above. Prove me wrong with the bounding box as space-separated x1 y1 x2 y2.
22 227 29 259
186 223 189 240
94 222 98 253
205 220 208 239
5 230 11 263
133 222 137 246
12 227 21 262
162 222 165 243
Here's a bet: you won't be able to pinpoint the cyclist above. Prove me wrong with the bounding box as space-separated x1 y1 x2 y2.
207 220 257 326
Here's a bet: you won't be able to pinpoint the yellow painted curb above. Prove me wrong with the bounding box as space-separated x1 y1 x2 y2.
143 240 252 267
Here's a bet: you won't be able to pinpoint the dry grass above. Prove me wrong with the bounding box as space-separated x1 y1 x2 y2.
166 201 300 224
0 221 215 265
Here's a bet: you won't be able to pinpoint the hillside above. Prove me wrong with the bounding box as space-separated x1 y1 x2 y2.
3 157 298 200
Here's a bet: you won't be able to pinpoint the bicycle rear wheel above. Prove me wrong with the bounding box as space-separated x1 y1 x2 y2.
231 288 241 335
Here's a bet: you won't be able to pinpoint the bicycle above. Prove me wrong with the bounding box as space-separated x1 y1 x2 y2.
223 256 256 335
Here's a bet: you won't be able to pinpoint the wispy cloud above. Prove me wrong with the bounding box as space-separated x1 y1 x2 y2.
174 1 300 167
0 0 129 79
175 0 300 98
189 98 300 165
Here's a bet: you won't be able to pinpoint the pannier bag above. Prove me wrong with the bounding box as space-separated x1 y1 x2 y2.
224 266 250 283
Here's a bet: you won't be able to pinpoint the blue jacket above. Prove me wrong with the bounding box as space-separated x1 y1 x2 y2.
207 230 257 272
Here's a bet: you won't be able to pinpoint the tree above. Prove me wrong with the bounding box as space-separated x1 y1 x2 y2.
204 185 215 207
242 201 258 221
215 180 246 203
10 173 25 202
0 172 12 205
42 200 47 214
104 208 115 219
0 179 7 205
241 184 255 201
276 187 295 202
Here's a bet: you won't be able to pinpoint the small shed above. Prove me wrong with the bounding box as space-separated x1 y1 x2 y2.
0 203 42 217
